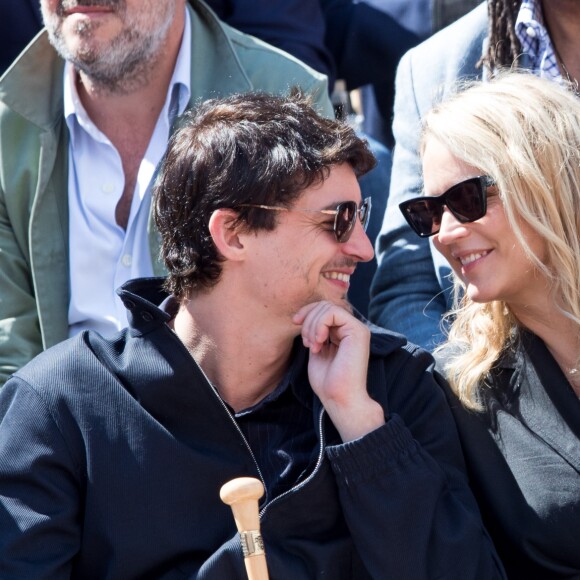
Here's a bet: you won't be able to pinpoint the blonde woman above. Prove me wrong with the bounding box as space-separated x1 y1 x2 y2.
400 73 580 578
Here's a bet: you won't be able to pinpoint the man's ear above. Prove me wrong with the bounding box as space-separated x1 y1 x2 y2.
208 208 246 261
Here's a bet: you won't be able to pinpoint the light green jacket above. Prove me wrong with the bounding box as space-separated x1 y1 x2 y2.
0 0 332 385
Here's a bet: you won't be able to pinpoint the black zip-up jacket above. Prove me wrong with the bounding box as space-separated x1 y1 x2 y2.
0 278 505 579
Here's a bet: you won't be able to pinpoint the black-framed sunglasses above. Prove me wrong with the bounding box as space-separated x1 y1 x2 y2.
399 175 495 238
238 197 372 243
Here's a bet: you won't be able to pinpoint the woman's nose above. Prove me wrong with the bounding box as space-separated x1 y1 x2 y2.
435 207 470 245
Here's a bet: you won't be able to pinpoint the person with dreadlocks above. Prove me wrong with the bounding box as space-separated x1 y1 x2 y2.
369 0 580 351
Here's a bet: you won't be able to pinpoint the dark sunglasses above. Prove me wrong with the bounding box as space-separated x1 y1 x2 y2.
399 175 495 238
239 197 372 243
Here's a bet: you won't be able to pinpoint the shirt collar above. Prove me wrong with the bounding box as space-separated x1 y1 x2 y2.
64 5 192 139
515 0 562 82
231 341 312 417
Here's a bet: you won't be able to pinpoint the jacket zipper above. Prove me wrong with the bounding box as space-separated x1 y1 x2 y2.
198 364 269 500
259 406 326 518
165 326 325 511
166 327 268 498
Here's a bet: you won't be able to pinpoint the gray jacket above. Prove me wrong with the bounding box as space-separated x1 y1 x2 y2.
437 331 580 577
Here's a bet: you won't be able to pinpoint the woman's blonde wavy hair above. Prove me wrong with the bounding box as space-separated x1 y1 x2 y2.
422 73 580 410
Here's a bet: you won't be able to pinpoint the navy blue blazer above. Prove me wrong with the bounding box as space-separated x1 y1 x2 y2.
0 0 43 75
203 0 421 138
370 2 489 348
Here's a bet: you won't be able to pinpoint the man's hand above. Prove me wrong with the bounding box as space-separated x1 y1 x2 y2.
293 301 385 442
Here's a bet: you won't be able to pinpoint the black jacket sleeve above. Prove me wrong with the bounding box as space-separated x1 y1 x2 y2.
325 344 506 579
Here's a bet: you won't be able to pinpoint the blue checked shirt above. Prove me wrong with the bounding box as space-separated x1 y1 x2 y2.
515 0 562 82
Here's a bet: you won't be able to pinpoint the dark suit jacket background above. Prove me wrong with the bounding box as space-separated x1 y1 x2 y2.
203 0 421 146
0 0 43 75
322 0 422 145
203 0 334 85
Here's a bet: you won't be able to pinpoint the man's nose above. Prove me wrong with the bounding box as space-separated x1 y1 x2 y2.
343 219 374 263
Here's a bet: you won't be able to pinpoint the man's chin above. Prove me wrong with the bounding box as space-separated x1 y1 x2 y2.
325 293 353 313
339 296 354 313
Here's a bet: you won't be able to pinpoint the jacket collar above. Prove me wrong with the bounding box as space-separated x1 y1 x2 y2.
118 277 408 359
0 31 64 130
481 330 580 464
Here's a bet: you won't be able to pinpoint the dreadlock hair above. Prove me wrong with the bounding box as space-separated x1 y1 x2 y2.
479 0 523 72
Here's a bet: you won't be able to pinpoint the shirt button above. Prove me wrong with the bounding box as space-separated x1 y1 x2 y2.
121 254 132 267
102 182 115 194
526 26 536 38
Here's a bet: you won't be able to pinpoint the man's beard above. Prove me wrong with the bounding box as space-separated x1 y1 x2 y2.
44 0 176 94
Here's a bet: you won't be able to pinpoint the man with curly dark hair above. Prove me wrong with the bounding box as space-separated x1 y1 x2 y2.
0 92 504 579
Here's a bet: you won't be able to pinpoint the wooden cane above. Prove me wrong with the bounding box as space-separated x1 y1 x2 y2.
220 477 269 580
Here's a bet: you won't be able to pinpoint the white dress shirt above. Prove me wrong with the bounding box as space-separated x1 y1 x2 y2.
65 10 191 338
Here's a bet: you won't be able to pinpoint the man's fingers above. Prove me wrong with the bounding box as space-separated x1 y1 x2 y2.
295 301 360 352
292 301 322 325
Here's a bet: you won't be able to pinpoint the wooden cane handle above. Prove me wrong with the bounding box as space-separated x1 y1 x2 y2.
220 477 269 580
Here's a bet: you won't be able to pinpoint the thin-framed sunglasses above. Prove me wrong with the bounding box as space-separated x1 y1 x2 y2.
238 197 372 243
399 175 495 238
